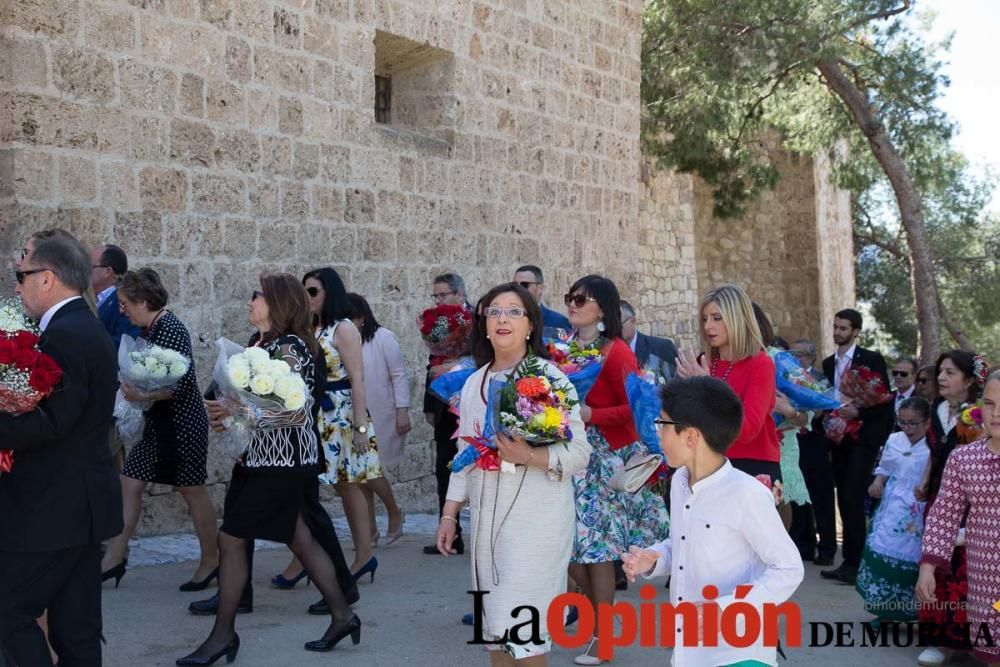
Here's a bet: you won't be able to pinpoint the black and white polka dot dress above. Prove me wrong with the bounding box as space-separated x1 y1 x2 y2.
122 310 209 486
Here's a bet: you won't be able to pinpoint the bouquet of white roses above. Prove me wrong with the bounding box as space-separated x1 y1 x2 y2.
114 336 192 445
212 338 311 437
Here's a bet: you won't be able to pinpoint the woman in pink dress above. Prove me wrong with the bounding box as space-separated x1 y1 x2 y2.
917 369 1000 666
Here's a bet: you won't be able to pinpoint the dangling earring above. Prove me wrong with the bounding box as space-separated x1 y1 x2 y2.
596 321 606 333
486 334 490 339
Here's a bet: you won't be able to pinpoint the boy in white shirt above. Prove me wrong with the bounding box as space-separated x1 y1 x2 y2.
622 376 804 667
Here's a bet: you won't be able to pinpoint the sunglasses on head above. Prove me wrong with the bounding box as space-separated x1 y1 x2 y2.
251 289 265 301
564 293 597 308
306 286 320 297
15 268 47 284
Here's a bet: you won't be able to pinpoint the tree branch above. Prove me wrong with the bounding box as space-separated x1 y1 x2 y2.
843 1 911 33
935 292 975 351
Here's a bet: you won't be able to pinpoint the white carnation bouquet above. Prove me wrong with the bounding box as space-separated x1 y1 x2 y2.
0 297 37 334
114 335 192 445
211 338 311 447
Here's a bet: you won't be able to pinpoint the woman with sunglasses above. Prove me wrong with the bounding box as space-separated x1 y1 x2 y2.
273 268 381 594
180 274 360 665
913 350 989 667
100 269 218 591
436 283 591 664
563 275 669 666
676 285 783 504
916 364 940 402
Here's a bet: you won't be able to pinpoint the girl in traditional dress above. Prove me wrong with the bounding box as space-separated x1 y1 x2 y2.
856 396 932 622
436 283 591 664
918 369 1000 667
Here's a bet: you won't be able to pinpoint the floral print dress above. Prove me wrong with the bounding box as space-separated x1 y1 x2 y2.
316 321 382 484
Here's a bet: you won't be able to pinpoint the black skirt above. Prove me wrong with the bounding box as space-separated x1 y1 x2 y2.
221 464 318 544
729 458 783 503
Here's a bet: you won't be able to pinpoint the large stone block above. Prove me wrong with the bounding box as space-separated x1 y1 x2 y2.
260 135 293 176
206 79 246 126
224 36 252 84
52 47 116 103
230 0 273 42
83 2 137 51
120 60 177 112
5 0 79 38
113 211 163 256
310 184 344 221
278 96 303 135
169 119 216 167
215 130 260 173
4 36 48 90
279 181 309 220
345 188 375 226
247 178 279 216
179 73 206 117
164 214 223 257
139 167 188 212
12 149 54 201
140 15 224 76
220 217 258 259
190 173 246 214
99 161 140 211
292 142 321 180
257 222 300 260
253 46 310 94
57 155 97 204
129 116 169 161
273 7 302 50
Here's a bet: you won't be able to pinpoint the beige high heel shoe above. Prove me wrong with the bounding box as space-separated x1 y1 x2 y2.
385 511 406 545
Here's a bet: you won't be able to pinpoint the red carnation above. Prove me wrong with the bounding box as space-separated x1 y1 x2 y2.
0 340 15 365
12 344 41 370
29 354 63 392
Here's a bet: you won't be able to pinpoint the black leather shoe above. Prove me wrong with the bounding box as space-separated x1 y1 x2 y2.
814 554 835 566
304 614 361 652
308 586 359 616
188 592 252 616
820 565 857 585
176 634 239 666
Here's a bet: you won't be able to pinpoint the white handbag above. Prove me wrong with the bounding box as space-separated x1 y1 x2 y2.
609 453 663 493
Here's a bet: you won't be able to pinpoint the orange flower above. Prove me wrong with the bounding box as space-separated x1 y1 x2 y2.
516 376 550 399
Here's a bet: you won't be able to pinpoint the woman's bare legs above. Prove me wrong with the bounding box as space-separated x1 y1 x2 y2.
101 476 146 571
567 562 614 659
177 485 220 580
362 476 404 537
336 482 374 570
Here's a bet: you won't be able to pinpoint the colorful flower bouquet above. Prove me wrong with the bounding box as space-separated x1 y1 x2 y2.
0 300 63 473
769 348 839 426
956 400 986 444
418 304 473 366
823 364 892 445
546 339 604 400
450 355 577 473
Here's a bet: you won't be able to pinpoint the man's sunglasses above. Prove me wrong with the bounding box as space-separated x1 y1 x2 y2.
891 370 911 378
15 268 47 284
517 281 540 289
564 293 597 308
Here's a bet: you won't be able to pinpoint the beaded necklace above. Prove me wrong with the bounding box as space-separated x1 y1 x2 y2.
710 355 735 383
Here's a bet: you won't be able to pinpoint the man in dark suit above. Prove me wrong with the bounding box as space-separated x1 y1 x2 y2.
90 244 140 350
620 300 677 381
512 265 571 333
819 308 894 585
0 234 123 666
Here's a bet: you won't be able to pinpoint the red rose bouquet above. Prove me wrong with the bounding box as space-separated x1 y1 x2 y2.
418 304 473 366
0 327 64 473
823 364 891 445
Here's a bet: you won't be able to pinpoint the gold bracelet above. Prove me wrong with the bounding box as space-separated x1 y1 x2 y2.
441 515 458 524
527 449 535 465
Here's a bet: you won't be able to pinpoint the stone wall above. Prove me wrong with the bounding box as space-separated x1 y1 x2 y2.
1 0 644 534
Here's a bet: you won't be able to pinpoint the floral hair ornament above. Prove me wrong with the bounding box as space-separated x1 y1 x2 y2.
971 353 990 389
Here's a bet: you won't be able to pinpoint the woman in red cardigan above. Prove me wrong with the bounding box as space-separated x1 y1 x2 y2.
565 275 669 666
677 284 783 503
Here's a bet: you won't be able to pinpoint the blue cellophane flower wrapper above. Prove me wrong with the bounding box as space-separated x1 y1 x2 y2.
449 376 506 473
770 349 839 426
567 361 602 402
625 372 664 456
429 356 477 408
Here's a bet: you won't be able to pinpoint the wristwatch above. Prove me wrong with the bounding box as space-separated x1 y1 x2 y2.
355 424 368 434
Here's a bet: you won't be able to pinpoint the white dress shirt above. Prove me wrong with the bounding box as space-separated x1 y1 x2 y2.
96 285 116 307
628 332 638 354
39 296 82 332
833 342 856 399
643 460 804 667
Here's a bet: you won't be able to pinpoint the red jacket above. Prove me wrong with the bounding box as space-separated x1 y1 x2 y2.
585 337 640 450
712 351 779 463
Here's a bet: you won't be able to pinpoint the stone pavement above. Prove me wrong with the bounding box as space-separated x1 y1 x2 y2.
103 513 931 667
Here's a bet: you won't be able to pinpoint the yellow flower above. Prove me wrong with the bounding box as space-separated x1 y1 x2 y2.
542 406 564 430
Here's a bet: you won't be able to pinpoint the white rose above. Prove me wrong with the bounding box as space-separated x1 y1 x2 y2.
227 364 251 389
272 375 300 400
129 365 150 381
250 373 275 396
266 359 291 378
161 349 185 365
283 387 307 411
244 347 271 370
169 361 188 378
149 364 169 379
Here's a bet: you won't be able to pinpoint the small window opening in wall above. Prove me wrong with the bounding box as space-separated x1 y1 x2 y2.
375 75 391 124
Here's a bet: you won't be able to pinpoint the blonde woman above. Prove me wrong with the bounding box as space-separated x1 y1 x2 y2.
676 285 782 503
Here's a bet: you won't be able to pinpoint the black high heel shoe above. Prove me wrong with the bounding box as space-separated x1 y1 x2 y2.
176 635 240 666
179 566 219 592
304 615 361 652
101 560 127 588
351 556 378 584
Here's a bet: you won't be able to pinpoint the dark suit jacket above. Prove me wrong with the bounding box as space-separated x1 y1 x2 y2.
97 286 141 351
633 331 678 379
0 298 123 552
822 346 894 450
541 304 571 332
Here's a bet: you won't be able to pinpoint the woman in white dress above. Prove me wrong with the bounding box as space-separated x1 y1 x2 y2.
436 283 592 665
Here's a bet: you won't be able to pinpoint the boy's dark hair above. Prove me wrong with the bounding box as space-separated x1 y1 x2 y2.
659 376 743 455
835 308 863 331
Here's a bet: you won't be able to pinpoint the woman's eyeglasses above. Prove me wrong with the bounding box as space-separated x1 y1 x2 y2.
431 290 456 302
564 293 597 308
483 306 527 320
896 419 926 429
306 287 320 297
251 289 264 301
